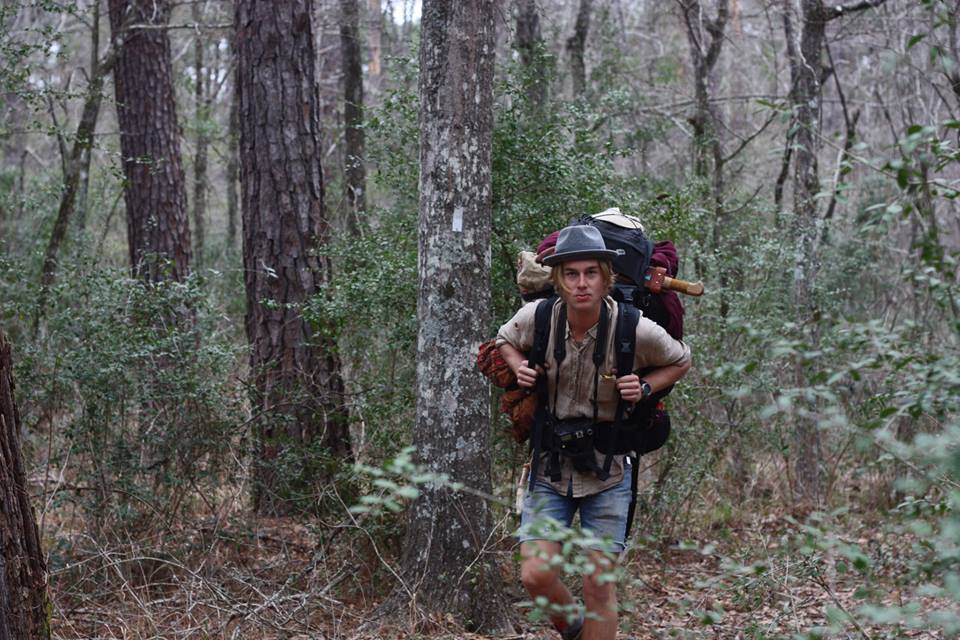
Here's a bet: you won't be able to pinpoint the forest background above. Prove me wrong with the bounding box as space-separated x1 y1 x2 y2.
0 0 958 638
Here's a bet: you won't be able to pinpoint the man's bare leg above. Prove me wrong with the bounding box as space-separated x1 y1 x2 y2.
581 550 618 640
520 540 580 633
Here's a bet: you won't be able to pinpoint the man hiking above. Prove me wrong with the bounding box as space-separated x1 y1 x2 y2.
496 224 692 640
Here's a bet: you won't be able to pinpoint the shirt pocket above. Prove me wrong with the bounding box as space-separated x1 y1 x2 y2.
597 374 619 406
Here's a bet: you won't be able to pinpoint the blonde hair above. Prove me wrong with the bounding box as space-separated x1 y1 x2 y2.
550 259 616 297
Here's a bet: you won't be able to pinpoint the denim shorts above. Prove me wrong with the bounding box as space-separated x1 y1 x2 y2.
517 463 632 554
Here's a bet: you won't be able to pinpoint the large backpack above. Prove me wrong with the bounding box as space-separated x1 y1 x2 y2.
536 208 685 340
579 210 681 451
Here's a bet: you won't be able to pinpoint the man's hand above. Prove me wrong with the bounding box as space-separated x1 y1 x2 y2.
616 373 642 402
515 360 542 389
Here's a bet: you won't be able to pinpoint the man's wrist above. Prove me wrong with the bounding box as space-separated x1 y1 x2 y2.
639 379 652 399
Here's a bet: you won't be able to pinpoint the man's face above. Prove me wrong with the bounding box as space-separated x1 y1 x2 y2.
560 259 605 312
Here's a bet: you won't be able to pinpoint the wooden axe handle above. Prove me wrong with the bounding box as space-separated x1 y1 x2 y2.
662 275 704 296
645 266 705 296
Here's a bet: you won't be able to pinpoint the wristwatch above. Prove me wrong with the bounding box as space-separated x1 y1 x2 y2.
639 379 652 400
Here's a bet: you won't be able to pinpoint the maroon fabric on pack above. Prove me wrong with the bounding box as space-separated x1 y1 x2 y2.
650 240 684 339
651 240 678 275
537 230 560 256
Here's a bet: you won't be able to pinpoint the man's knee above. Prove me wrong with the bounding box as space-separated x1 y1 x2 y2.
521 554 559 592
583 571 616 603
582 555 618 604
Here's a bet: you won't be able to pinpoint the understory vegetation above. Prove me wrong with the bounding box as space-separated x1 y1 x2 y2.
1 0 958 638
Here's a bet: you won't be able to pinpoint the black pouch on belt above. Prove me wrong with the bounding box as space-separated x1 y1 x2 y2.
551 419 598 473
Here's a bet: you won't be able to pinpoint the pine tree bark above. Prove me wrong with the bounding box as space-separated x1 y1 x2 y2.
385 1 514 632
341 0 366 233
0 331 51 640
235 0 352 514
108 0 192 283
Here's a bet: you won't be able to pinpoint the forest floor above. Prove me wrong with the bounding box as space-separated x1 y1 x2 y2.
46 503 950 640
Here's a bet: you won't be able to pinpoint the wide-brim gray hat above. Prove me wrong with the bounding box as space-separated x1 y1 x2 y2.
541 225 619 266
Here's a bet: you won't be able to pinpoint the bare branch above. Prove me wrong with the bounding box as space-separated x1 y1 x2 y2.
722 110 778 164
45 94 68 178
121 21 233 30
827 0 887 20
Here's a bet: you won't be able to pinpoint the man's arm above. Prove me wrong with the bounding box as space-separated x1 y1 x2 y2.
616 358 691 402
498 342 542 389
621 315 694 403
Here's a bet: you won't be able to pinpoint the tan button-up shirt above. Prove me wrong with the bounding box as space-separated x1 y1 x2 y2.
496 296 691 497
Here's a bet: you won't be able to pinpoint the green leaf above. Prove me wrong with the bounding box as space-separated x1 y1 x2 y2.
897 167 911 189
907 34 925 49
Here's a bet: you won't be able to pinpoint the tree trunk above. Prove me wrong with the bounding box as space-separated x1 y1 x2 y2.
226 36 240 252
315 0 343 198
341 0 366 233
367 0 382 88
35 43 117 333
192 0 209 269
388 1 514 632
76 0 104 237
108 0 192 283
566 0 593 97
515 0 547 110
236 0 352 515
0 331 51 640
786 0 826 506
680 0 728 180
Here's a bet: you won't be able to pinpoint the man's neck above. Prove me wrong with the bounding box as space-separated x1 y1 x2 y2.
566 302 602 342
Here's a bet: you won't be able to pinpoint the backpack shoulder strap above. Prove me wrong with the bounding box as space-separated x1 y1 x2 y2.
529 295 557 370
600 302 641 478
616 302 640 379
528 295 558 490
